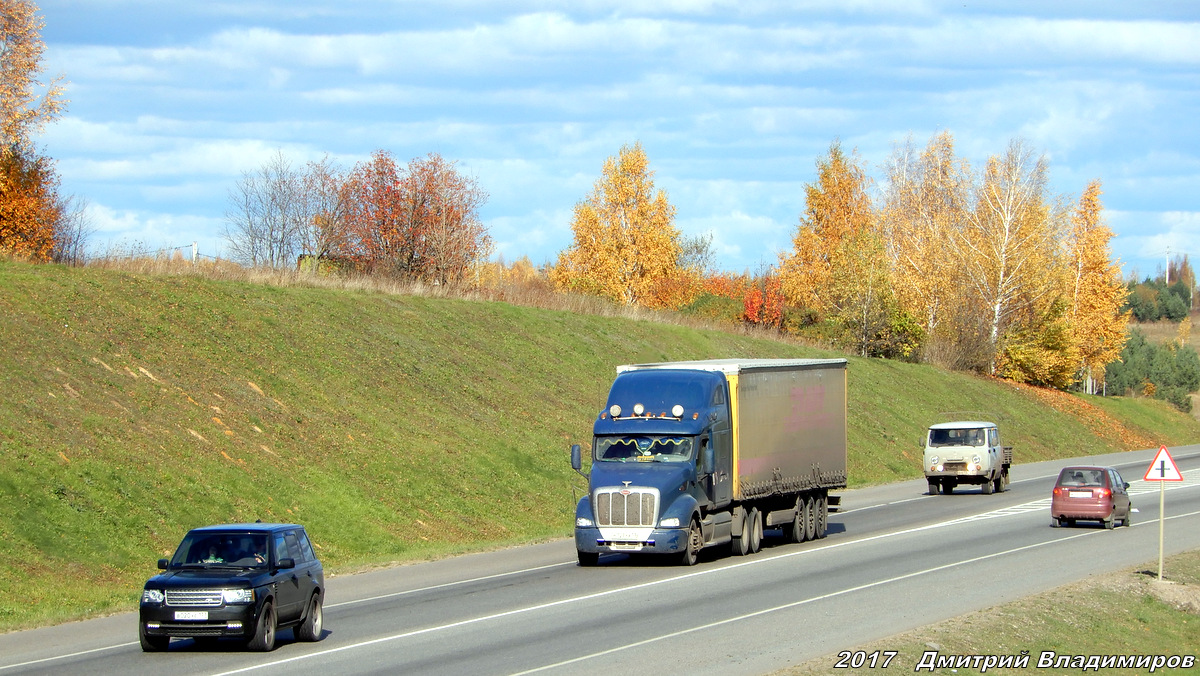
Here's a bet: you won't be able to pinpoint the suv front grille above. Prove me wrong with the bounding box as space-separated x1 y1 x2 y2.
594 488 657 527
166 589 223 607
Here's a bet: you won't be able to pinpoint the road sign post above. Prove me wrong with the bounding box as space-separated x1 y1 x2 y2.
1143 446 1184 580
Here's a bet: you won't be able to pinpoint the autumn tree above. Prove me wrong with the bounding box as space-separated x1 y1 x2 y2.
952 139 1063 372
880 132 971 363
223 151 307 268
551 142 682 307
342 150 490 284
0 0 68 261
299 155 351 265
1065 180 1129 393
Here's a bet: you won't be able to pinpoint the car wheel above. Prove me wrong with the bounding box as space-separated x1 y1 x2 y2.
1103 514 1115 530
139 623 169 652
1124 510 1133 527
577 551 599 567
296 591 323 642
247 601 277 652
678 519 702 566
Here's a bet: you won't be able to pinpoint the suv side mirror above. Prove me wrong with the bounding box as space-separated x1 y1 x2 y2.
157 558 168 570
276 557 295 570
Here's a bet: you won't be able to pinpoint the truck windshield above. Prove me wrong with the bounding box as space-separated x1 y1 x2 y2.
928 428 985 447
595 436 694 462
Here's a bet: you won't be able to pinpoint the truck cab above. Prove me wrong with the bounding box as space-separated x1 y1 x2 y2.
923 421 1011 495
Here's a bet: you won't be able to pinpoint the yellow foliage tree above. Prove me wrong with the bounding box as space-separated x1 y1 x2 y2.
778 142 875 313
551 142 682 308
880 132 971 361
0 0 67 261
1066 180 1129 392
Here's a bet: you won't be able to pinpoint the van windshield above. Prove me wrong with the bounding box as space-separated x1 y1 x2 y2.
928 428 985 447
595 436 694 463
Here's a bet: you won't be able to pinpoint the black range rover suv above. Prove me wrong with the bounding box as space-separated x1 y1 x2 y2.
139 523 324 652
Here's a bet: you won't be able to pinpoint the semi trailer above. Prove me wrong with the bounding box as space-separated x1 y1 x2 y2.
571 358 848 566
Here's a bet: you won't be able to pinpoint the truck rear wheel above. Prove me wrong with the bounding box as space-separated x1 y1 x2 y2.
816 494 828 538
803 495 818 541
748 508 762 554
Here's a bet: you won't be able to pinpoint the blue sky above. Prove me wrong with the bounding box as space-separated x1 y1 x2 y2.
37 1 1200 278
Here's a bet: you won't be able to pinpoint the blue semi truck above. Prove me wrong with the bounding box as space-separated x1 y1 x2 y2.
571 358 848 566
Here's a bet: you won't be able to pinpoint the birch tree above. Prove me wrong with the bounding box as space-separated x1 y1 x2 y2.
953 139 1061 371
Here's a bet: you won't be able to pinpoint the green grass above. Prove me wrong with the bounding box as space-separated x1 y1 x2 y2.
1 258 1199 630
779 549 1200 675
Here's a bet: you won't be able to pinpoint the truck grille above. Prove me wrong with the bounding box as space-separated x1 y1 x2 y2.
594 488 657 527
166 589 223 607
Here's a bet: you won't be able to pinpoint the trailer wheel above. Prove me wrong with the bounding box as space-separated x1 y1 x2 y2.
803 495 818 541
679 519 702 566
748 508 762 554
790 496 807 543
816 493 828 538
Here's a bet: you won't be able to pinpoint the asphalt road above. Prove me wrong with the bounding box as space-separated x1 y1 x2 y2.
2 445 1198 676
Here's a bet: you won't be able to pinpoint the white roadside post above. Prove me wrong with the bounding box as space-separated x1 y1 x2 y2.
1142 445 1183 580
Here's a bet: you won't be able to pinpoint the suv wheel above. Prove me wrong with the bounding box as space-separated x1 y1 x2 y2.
139 624 169 652
296 592 324 642
247 601 277 652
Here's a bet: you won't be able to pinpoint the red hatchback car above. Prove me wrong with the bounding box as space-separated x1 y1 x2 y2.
1051 466 1132 529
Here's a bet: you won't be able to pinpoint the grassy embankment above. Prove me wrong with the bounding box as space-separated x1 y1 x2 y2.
781 549 1200 675
2 259 1199 632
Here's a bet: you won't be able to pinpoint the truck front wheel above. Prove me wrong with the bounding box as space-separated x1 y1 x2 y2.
679 519 702 566
982 478 994 494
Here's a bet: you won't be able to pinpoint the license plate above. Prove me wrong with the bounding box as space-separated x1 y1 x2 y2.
1069 491 1092 498
174 611 209 621
609 542 643 551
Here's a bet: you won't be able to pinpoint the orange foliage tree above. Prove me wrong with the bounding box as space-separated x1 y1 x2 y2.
342 151 490 284
551 142 684 308
0 0 68 261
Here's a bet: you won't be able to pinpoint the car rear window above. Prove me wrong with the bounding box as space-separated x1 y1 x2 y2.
1057 469 1105 487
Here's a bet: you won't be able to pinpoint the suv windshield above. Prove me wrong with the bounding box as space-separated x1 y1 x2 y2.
595 436 694 462
169 531 270 569
928 428 985 447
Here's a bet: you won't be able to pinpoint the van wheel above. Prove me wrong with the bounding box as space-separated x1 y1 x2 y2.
247 601 276 652
679 519 702 566
927 481 939 495
943 482 954 495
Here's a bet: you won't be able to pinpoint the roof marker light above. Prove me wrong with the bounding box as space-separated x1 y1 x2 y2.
672 404 684 417
633 403 645 416
609 404 622 417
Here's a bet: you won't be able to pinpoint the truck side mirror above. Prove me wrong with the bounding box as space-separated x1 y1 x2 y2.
570 444 582 471
702 445 714 475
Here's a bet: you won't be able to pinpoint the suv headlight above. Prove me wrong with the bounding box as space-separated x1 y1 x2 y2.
142 589 164 604
575 517 594 528
222 589 255 605
659 517 681 528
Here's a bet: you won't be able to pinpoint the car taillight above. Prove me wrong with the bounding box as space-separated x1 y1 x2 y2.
1053 487 1062 496
1098 488 1111 499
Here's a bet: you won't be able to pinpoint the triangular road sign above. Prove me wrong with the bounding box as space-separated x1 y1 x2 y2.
1144 445 1183 482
